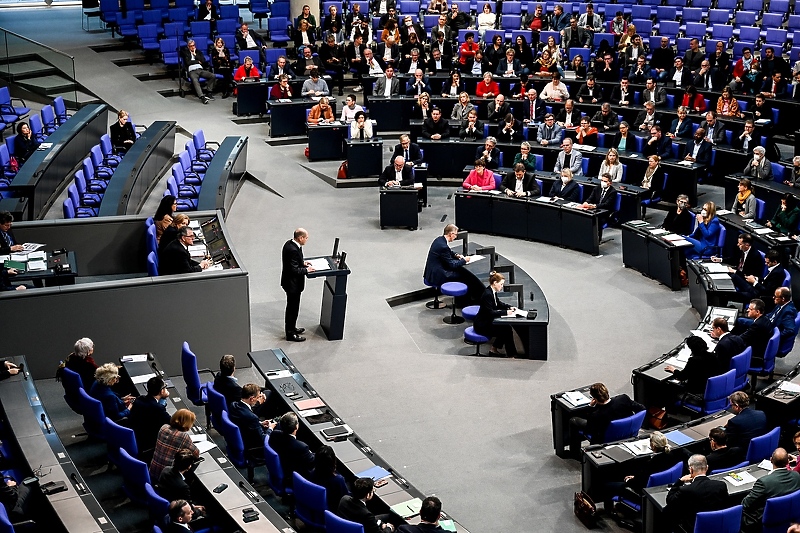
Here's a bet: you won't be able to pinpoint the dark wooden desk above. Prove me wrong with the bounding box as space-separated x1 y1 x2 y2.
551 385 593 458
687 259 741 317
755 360 800 428
722 172 800 225
346 138 384 176
9 250 78 286
621 221 694 291
267 97 338 137
236 80 268 116
196 136 249 217
308 122 346 161
380 187 419 230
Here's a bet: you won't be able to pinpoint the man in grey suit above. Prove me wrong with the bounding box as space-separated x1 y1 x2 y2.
553 137 583 175
374 66 400 97
741 448 800 532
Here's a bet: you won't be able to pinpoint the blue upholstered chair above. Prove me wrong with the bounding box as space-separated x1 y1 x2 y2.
293 472 327 528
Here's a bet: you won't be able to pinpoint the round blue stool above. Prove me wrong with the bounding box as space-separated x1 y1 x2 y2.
464 326 489 356
462 305 480 321
423 278 446 309
440 282 468 324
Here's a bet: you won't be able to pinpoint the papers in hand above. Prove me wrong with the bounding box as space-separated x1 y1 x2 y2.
121 354 148 363
562 390 591 407
307 258 331 271
725 470 757 486
21 243 44 252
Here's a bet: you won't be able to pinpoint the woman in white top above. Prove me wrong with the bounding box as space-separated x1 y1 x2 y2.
599 148 624 182
544 35 562 64
477 3 496 39
349 111 373 139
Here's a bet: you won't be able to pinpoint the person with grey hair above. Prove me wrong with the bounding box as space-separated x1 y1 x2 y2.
743 146 773 181
741 448 800 531
724 390 767 452
554 137 583 175
665 454 728 531
785 156 800 187
89 363 134 421
180 39 216 104
65 337 99 389
476 137 500 169
267 412 315 488
159 227 210 275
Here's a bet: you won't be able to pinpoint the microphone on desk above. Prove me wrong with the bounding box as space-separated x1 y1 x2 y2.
41 413 51 434
70 472 86 494
238 481 260 501
302 381 317 397
151 362 161 375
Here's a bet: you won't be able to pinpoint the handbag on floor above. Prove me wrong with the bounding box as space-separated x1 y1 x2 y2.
574 491 597 528
337 160 348 179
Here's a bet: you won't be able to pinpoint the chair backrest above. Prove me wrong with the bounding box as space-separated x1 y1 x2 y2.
146 223 158 255
41 104 57 129
783 270 792 289
762 489 800 533
0 503 13 533
60 367 83 413
147 251 159 276
78 387 106 438
702 369 736 414
180 341 205 406
604 409 646 443
694 505 743 533
779 313 800 356
729 347 752 391
218 410 246 467
646 461 683 488
755 198 766 221
762 327 781 373
293 472 327 528
206 381 228 431
710 461 750 475
118 447 151 504
264 440 286 496
746 426 781 464
144 482 169 527
324 510 365 533
106 416 139 462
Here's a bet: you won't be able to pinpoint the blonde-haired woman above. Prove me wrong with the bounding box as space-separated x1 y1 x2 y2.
685 201 720 258
599 148 623 182
89 363 133 421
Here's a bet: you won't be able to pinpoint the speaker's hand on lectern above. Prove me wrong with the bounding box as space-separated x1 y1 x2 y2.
307 266 316 273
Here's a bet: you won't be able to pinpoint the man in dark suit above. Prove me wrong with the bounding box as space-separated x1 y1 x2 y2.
555 99 580 129
166 500 196 533
158 449 199 504
269 55 297 80
159 227 210 275
420 108 450 140
725 391 768 452
568 382 645 458
425 48 451 74
0 212 22 255
423 224 470 288
522 88 546 124
576 77 602 105
376 38 400 67
212 353 271 412
127 376 170 455
405 68 432 96
486 94 510 123
459 111 484 141
236 23 267 66
379 157 414 187
398 496 444 533
699 111 726 146
732 250 785 306
345 35 367 89
682 127 712 166
706 428 744 473
267 412 315 488
475 137 500 170
633 101 662 132
501 164 540 198
710 318 747 369
766 287 798 346
229 383 275 455
181 40 216 104
737 298 776 365
391 134 423 166
374 66 400 97
761 71 789 99
665 454 728 531
339 477 395 533
430 33 453 62
583 173 618 237
281 228 313 342
712 233 763 279
667 57 692 88
742 448 800 531
731 120 757 152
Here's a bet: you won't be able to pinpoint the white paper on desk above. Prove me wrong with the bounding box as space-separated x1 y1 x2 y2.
277 98 291 103
22 243 44 252
37 142 53 150
677 160 694 166
779 381 800 393
414 182 423 189
622 438 652 456
467 254 485 263
535 196 556 202
715 209 732 215
649 228 668 235
776 236 792 242
564 202 583 209
131 372 157 384
298 408 322 417
488 190 501 195
0 255 8 263
563 391 591 407
725 470 757 486
709 273 732 280
702 262 730 273
26 260 46 271
27 251 46 260
307 258 331 271
690 330 717 351
205 263 224 271
189 220 201 229
512 308 528 317
758 459 773 470
670 239 693 247
190 434 208 443
9 253 27 262
664 356 687 370
662 233 684 241
194 439 217 453
121 354 148 363
755 228 772 235
310 96 321 101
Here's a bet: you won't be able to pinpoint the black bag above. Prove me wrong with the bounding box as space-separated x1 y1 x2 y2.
574 491 597 528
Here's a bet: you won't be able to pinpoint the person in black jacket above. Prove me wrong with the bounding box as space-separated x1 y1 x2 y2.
213 354 242 406
127 376 171 456
582 173 618 237
0 211 22 255
159 227 210 276
398 497 445 533
501 164 540 198
268 412 315 488
379 158 414 187
281 228 314 342
420 108 450 140
109 110 136 153
706 427 743 473
710 317 746 369
338 477 395 533
12 122 39 165
229 383 275 456
181 40 216 104
474 271 517 356
158 449 205 512
664 335 719 395
662 194 694 236
568 383 645 458
665 454 728 531
710 233 763 279
391 134 423 166
724 390 768 453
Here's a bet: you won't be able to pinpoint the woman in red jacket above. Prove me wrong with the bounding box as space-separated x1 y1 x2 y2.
680 85 705 114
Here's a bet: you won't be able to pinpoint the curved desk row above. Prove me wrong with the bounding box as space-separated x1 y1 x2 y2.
196 136 249 217
621 220 693 291
755 360 800 429
1 104 108 221
454 190 605 255
0 355 118 532
249 349 471 531
722 173 800 225
98 121 176 217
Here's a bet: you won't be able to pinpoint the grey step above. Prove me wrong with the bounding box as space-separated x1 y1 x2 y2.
16 74 78 95
0 60 58 81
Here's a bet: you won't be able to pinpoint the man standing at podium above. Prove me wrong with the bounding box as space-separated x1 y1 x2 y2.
282 228 315 342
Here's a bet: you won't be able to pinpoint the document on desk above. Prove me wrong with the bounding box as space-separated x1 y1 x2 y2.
622 438 653 456
131 372 157 384
715 209 732 216
661 233 684 241
511 308 528 317
191 434 218 453
294 397 326 410
562 390 591 407
439 519 457 532
26 251 46 260
357 465 391 481
758 459 773 470
649 228 668 235
702 262 730 274
205 263 224 271
189 220 201 229
307 258 331 272
26 260 46 272
776 236 792 242
725 470 757 486
779 381 800 393
188 244 207 257
467 254 485 263
664 430 694 446
690 330 717 351
121 354 148 363
709 273 732 281
389 498 423 519
9 253 28 262
754 228 772 235
535 196 557 203
669 239 693 247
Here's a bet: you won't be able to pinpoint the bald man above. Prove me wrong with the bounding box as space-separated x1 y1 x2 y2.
281 228 316 342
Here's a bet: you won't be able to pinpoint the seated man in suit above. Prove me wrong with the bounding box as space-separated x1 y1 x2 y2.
634 101 661 132
181 40 216 104
486 94 510 123
398 496 444 533
706 428 744 473
229 383 276 456
576 76 602 105
555 99 580 129
426 48 451 74
682 127 712 166
725 391 768 453
0 212 23 255
423 224 471 287
643 125 673 158
159 227 210 275
475 137 500 170
379 156 414 187
761 71 788 99
339 477 396 532
699 111 726 145
737 298 777 366
268 412 315 488
582 172 618 237
127 376 170 456
522 89 546 125
553 137 583 176
568 382 645 459
459 109 484 141
158 449 205 512
732 120 757 153
496 113 523 143
420 107 450 140
731 250 785 305
374 66 400 97
537 114 563 146
405 68 432 96
741 448 800 532
590 103 620 132
667 106 693 139
738 287 797 346
665 455 728 531
377 36 400 67
501 164 540 198
269 55 297 80
166 500 196 533
236 23 267 66
213 354 242 406
709 317 746 368
294 46 322 77
711 233 763 279
391 134 423 166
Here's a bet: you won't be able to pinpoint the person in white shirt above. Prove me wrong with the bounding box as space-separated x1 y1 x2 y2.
340 94 363 123
363 48 385 76
541 72 570 101
349 111 374 139
168 500 194 531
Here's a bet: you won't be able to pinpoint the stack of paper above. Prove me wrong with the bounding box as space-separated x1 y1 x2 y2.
779 381 800 393
725 470 756 486
702 262 729 273
389 498 423 519
21 243 44 252
190 434 217 453
562 391 591 407
622 438 653 456
27 251 46 260
27 260 46 271
715 209 732 216
689 330 717 351
649 228 668 235
307 258 331 271
755 228 772 235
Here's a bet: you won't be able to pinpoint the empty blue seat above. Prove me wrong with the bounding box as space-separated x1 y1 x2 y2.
694 505 742 533
464 326 490 355
324 510 364 533
440 281 468 324
462 305 479 321
293 473 327 529
762 489 800 533
746 427 780 464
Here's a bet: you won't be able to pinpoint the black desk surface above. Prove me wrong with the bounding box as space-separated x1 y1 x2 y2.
248 349 471 532
6 250 78 284
0 355 118 532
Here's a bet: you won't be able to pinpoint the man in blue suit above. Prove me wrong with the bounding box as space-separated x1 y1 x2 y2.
724 391 768 454
738 287 797 346
732 250 786 308
682 127 713 167
267 412 315 488
423 224 472 287
228 383 275 455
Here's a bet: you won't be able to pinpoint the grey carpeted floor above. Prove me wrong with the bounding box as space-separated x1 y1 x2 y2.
4 8 800 532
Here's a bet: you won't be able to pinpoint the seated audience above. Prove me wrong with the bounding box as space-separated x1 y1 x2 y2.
591 103 620 131
339 477 396 532
664 335 720 395
391 134 423 166
711 232 763 279
733 120 757 152
724 390 768 453
522 88 546 124
496 113 522 143
158 213 190 252
406 69 432 96
0 473 32 523
662 194 694 235
551 169 581 203
462 159 495 191
159 227 211 275
554 138 582 176
301 69 329 97
681 85 705 114
421 108 449 140
229 383 276 455
666 106 693 139
311 445 350 514
685 202 721 258
269 74 293 99
350 111 373 139
166 499 197 532
340 94 363 123
398 496 444 532
502 163 540 198
699 111 726 145
741 448 800 532
513 142 537 172
13 122 40 167
380 156 414 187
89 363 133 422
486 94 510 123
210 38 233 98
582 172 618 237
664 455 728 531
474 271 517 356
568 382 645 458
731 251 785 305
64 337 99 389
766 194 800 234
610 121 634 151
268 412 315 487
459 109 484 141
731 178 757 218
153 195 176 243
128 376 171 455
634 101 661 132
574 117 598 147
716 86 741 117
536 114 563 146
682 127 712 166
411 92 432 120
643 125 673 159
708 317 746 368
151 409 200 480
555 99 579 129
742 146 773 181
307 97 334 124
158 449 205 512
540 72 570 101
639 155 664 214
450 92 474 121
109 110 135 154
